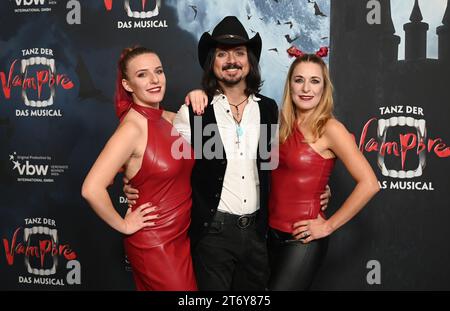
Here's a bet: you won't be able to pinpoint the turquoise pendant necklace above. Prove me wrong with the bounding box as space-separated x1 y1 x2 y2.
228 96 248 149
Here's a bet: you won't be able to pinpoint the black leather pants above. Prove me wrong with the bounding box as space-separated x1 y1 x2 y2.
268 227 328 291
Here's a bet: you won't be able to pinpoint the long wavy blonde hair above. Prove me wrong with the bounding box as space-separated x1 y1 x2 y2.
279 54 334 144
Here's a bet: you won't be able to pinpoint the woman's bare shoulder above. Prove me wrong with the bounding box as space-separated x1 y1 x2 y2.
116 114 144 139
162 110 176 124
323 118 349 136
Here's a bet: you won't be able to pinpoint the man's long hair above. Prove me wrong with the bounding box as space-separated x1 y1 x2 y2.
201 47 262 98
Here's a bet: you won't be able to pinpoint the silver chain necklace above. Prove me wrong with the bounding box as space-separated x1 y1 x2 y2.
229 96 248 121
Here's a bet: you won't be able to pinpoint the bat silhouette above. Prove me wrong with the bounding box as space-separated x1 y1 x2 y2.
284 21 293 29
285 34 300 44
314 2 327 17
189 5 198 20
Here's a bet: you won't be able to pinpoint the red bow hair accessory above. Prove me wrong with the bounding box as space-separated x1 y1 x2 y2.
287 46 329 58
287 46 304 58
315 46 329 57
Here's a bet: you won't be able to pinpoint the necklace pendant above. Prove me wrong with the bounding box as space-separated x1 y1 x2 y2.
236 126 244 137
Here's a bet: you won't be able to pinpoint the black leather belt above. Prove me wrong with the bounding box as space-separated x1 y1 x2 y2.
213 210 258 229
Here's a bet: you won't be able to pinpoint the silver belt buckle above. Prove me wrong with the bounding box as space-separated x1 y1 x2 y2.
237 215 251 229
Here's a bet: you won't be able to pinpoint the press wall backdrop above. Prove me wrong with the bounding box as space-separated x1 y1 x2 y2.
1 0 449 290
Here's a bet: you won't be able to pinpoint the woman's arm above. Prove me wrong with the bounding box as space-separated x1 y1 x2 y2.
82 121 157 234
293 119 380 242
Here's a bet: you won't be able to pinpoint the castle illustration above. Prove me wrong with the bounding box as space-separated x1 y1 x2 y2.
330 0 449 175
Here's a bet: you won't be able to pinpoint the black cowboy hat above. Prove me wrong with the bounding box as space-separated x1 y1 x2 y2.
198 16 262 69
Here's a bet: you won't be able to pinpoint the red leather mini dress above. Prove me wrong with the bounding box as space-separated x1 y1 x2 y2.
123 103 197 291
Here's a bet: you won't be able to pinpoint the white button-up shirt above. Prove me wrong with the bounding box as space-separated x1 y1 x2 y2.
174 93 261 215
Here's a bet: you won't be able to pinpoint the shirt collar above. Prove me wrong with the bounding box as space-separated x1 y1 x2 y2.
211 93 260 106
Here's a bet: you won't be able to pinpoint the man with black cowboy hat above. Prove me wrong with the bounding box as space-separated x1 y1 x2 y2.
173 15 278 291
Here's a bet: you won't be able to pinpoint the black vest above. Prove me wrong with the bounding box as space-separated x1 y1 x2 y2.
188 94 279 246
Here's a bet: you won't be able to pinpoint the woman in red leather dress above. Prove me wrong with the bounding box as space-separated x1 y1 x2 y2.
268 51 380 290
82 47 197 291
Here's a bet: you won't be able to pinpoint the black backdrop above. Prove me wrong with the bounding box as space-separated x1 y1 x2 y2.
1 0 449 290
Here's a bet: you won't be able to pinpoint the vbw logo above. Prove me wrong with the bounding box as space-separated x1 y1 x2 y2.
10 152 49 176
14 161 49 176
14 0 47 5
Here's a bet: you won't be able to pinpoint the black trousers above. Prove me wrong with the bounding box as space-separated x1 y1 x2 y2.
267 227 328 291
192 211 269 291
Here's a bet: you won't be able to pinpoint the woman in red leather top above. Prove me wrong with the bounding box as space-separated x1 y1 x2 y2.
82 47 197 290
268 51 380 290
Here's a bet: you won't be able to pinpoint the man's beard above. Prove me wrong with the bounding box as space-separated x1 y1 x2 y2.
218 63 246 86
218 75 244 86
